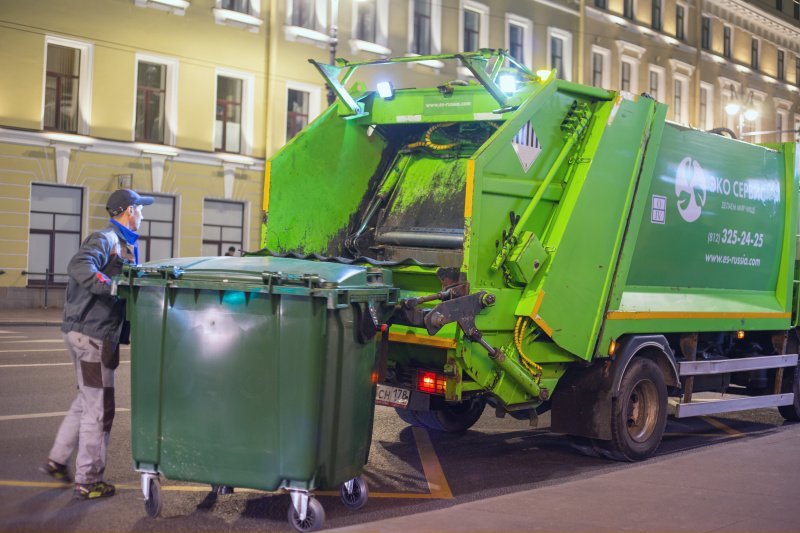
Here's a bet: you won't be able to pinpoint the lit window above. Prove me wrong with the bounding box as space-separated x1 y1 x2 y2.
216 76 243 153
286 88 309 141
28 184 82 286
44 44 80 133
203 200 244 256
136 62 166 143
138 194 175 262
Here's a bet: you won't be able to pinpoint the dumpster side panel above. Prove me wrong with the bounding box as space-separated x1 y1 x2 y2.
316 306 379 489
130 285 168 466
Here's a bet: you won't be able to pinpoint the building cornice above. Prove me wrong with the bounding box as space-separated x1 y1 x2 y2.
703 0 800 52
0 128 265 171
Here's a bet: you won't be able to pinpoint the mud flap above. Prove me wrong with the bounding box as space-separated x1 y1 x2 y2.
550 360 614 441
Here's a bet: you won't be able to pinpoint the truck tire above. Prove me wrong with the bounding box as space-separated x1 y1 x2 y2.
394 397 486 433
606 358 667 462
778 364 800 421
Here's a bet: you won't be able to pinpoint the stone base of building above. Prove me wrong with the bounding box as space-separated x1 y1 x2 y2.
0 286 65 310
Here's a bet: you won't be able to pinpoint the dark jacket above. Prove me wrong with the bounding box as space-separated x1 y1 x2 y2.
61 223 134 343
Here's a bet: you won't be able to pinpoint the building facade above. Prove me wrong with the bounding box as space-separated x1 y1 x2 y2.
0 0 798 307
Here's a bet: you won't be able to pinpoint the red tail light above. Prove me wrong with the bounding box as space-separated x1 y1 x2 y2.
417 370 446 395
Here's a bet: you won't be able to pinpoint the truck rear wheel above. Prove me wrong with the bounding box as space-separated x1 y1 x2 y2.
394 397 486 433
778 364 800 421
606 358 667 462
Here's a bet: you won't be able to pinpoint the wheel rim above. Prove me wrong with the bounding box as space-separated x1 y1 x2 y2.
292 509 318 531
625 379 659 443
342 482 362 505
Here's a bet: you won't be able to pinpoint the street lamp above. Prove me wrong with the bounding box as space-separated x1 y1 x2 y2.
327 0 340 105
724 85 759 139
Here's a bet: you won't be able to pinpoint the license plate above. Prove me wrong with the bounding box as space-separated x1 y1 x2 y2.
376 384 410 408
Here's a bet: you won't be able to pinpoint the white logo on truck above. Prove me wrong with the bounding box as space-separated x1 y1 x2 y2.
675 157 707 223
512 121 542 172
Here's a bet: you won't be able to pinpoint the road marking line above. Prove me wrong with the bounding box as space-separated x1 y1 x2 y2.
412 426 453 499
0 408 130 422
0 361 130 369
701 416 746 437
0 480 447 499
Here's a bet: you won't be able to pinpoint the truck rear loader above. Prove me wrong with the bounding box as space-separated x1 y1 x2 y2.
261 50 800 461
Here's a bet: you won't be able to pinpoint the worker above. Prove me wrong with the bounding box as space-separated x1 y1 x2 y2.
41 188 153 500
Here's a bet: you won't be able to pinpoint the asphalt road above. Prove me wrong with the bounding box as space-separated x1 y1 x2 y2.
0 325 789 532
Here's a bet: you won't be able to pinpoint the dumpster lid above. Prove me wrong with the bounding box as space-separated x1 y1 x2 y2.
129 256 392 289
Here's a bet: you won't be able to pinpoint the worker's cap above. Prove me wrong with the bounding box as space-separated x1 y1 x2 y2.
106 188 154 216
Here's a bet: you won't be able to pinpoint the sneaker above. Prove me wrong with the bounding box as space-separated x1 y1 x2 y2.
74 481 116 500
40 460 72 485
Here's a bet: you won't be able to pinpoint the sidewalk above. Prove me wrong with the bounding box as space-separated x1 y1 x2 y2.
0 306 63 326
330 424 800 533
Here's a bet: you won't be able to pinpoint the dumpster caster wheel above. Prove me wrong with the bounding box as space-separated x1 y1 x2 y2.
144 477 162 518
211 484 234 495
340 475 368 510
288 496 325 533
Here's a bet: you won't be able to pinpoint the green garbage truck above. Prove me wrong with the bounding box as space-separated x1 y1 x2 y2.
261 49 800 463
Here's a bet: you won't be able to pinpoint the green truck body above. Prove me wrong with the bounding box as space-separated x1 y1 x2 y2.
262 50 800 460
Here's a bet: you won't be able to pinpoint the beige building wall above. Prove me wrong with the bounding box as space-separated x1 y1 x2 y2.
0 0 798 308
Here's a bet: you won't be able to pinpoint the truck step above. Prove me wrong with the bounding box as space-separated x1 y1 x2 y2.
673 393 795 418
678 354 798 376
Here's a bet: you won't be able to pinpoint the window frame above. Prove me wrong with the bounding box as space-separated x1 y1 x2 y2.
133 53 179 145
648 64 665 102
41 36 93 135
751 37 760 71
672 73 690 125
505 13 533 70
214 68 255 155
459 0 489 53
351 0 390 49
723 25 732 58
675 2 686 41
202 199 245 256
623 0 635 20
27 183 83 288
137 193 176 263
547 27 573 82
700 15 711 50
284 80 321 145
651 0 662 31
591 45 611 89
408 0 442 56
699 81 714 131
619 57 639 93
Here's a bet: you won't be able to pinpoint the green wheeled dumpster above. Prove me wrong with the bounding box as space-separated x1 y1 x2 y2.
119 256 396 532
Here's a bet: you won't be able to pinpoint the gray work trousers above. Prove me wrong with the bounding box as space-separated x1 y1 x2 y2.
48 331 116 484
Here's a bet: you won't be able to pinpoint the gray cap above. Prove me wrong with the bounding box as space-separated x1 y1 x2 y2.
106 189 155 216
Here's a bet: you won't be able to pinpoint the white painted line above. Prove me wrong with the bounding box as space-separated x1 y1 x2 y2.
0 361 130 368
0 407 131 422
